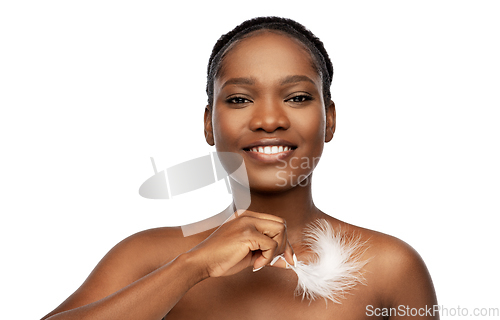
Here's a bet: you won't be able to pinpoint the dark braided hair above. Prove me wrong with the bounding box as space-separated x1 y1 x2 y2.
206 16 333 108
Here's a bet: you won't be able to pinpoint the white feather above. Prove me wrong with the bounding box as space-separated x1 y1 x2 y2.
288 219 370 304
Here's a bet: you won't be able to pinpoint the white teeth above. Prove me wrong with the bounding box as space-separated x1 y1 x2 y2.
248 146 293 155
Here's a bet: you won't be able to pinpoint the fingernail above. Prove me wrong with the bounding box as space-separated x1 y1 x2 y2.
276 255 291 269
293 253 298 267
253 265 264 272
270 255 282 266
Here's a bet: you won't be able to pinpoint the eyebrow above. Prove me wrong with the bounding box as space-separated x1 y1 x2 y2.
279 75 316 86
221 77 256 90
221 75 316 90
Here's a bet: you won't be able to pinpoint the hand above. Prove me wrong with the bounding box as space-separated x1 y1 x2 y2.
188 210 295 278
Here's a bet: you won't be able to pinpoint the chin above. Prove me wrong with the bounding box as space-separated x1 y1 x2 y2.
247 171 312 194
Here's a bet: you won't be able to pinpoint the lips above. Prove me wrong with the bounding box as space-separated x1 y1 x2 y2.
242 138 297 162
248 145 293 154
243 138 296 150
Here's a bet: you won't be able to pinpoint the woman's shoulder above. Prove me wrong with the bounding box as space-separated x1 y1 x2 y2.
340 221 427 272
40 226 214 319
333 218 437 305
66 227 212 303
115 226 214 268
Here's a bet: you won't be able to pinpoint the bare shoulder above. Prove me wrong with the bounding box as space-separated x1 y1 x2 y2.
106 226 189 270
327 218 425 265
42 226 210 319
121 226 214 267
329 218 438 310
82 225 212 287
348 224 426 272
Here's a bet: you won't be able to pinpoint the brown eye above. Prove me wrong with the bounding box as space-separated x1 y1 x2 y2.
227 97 251 104
287 95 313 103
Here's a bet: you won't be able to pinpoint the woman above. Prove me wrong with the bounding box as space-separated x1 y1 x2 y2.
41 17 438 320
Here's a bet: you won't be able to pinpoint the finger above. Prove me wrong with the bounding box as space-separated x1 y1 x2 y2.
268 239 295 270
263 221 289 258
242 214 290 262
235 211 291 270
268 254 288 269
253 221 288 260
282 239 296 267
237 210 287 225
236 212 288 249
248 235 279 271
244 216 286 240
250 236 294 271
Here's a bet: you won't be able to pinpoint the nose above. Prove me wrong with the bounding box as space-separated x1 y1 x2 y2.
249 98 290 133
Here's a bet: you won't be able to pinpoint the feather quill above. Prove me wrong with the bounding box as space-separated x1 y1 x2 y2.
287 219 370 304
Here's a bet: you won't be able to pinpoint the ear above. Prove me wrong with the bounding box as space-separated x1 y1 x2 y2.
325 100 336 142
204 106 215 146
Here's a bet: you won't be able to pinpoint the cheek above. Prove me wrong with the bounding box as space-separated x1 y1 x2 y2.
294 108 326 143
284 109 326 174
211 108 244 149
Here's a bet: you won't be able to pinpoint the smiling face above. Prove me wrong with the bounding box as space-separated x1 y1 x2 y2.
205 31 335 192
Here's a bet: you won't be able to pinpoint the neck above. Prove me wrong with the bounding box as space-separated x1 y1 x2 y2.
229 175 325 242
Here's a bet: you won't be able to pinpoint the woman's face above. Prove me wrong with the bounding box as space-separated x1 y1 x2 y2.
205 31 335 192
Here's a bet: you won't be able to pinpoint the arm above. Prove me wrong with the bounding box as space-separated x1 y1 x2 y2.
41 211 295 320
41 236 207 320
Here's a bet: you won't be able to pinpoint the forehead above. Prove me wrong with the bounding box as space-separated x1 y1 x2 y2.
215 31 321 89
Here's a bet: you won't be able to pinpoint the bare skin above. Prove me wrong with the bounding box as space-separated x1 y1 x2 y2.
41 31 438 320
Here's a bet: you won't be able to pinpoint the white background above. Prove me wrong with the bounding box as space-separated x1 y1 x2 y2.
1 1 499 319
